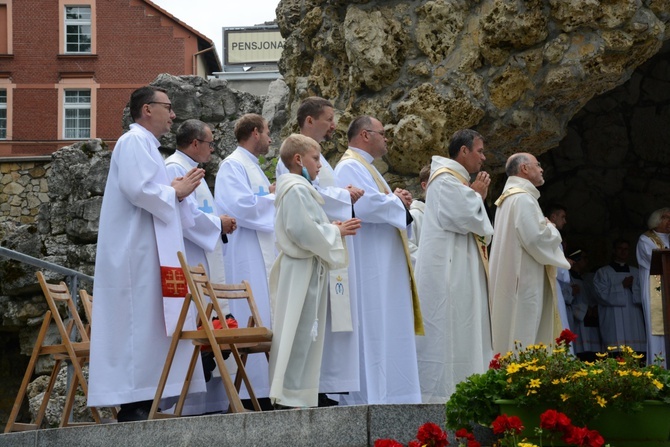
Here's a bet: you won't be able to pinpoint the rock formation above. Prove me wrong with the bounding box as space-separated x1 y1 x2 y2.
276 0 669 178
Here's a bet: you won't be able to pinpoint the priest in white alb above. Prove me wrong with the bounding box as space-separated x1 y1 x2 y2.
275 98 364 404
88 86 206 422
334 115 424 405
165 119 237 414
269 134 360 408
414 129 494 403
214 113 275 402
489 153 570 355
636 207 670 364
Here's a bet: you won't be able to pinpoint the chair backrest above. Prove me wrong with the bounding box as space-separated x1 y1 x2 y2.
36 272 89 344
202 280 265 329
78 290 93 327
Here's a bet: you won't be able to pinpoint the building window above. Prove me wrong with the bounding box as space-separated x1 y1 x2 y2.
64 89 90 139
64 5 91 53
0 89 6 139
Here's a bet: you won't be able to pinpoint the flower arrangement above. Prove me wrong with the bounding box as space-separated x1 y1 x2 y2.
446 329 670 432
374 422 449 447
491 411 605 447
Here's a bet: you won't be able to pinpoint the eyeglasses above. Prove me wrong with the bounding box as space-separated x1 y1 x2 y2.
196 139 215 149
364 129 386 138
148 101 173 112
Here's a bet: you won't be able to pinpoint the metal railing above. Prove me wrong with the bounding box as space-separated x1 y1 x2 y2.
0 246 93 296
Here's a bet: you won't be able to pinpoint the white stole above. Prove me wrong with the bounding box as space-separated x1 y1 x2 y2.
226 148 276 277
147 146 193 336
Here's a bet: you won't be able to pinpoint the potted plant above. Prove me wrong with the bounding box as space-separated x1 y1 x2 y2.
446 330 670 444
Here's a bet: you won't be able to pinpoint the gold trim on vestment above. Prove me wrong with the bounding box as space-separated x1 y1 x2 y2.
340 149 424 335
644 230 666 335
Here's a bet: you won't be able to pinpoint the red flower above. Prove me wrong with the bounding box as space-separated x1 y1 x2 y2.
539 409 572 432
556 328 578 346
563 425 589 445
416 422 448 447
408 441 422 447
585 429 605 447
374 440 404 447
467 440 481 447
489 353 502 370
491 414 524 435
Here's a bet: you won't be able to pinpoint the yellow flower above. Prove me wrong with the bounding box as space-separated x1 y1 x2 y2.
561 393 570 401
551 379 560 385
596 396 607 407
653 379 664 390
633 353 644 359
526 389 537 396
596 352 608 358
529 379 541 388
632 371 643 377
618 370 630 377
607 346 617 351
507 363 522 374
518 443 539 447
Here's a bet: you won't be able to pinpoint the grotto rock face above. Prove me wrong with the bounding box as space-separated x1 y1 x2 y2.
276 0 669 178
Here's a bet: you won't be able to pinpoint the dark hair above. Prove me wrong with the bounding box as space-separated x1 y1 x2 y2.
347 116 373 141
448 129 483 159
505 153 530 177
234 114 266 143
297 97 333 128
612 238 630 249
176 119 210 149
544 203 567 219
129 86 167 121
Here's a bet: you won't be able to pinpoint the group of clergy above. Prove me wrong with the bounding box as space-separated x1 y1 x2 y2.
88 86 668 422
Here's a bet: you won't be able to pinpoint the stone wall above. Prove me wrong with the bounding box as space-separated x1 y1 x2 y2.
0 161 51 225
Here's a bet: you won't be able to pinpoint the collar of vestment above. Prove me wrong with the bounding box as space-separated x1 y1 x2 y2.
427 156 470 187
340 147 390 194
235 146 261 165
129 123 160 147
644 230 669 249
347 146 374 163
172 150 198 167
494 176 540 206
609 262 630 273
276 173 324 205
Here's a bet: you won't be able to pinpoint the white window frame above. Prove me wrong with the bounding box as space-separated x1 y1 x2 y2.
64 5 92 54
63 89 91 139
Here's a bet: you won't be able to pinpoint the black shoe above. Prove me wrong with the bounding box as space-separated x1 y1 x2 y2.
317 393 338 407
117 401 152 422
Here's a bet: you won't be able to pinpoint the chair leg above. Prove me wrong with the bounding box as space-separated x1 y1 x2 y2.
173 344 201 417
34 358 63 429
229 347 261 411
4 313 52 433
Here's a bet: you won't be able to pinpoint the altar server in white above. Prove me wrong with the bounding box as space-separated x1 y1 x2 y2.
334 115 424 405
214 113 275 400
593 240 646 355
89 86 206 422
489 153 570 355
636 208 670 364
269 134 360 408
165 119 237 414
414 129 493 403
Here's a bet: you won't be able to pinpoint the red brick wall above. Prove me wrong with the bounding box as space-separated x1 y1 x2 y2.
0 0 198 156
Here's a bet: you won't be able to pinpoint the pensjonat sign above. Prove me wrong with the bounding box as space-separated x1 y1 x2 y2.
223 27 285 65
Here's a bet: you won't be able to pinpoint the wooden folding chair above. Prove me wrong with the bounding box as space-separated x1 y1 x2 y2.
5 272 100 432
149 251 273 419
201 281 273 399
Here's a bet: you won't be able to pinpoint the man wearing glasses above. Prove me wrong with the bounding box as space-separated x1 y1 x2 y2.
89 86 206 422
334 115 423 405
489 153 570 355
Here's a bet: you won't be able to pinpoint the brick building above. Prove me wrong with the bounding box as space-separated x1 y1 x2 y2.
0 0 222 157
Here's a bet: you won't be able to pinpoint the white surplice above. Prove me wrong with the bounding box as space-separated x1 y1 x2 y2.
636 231 669 363
278 154 360 395
414 156 494 403
214 146 276 398
334 147 421 405
570 271 602 354
268 174 348 407
165 150 230 415
489 176 570 355
593 263 647 352
88 124 206 407
408 199 425 266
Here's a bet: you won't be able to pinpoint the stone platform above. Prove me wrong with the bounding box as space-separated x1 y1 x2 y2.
0 404 495 447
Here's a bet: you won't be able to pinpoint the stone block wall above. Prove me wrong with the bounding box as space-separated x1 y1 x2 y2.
0 161 51 225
